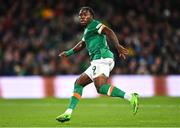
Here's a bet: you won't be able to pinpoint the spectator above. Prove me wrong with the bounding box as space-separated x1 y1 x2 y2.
0 0 179 76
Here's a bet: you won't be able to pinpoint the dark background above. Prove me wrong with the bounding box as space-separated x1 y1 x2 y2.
0 0 179 76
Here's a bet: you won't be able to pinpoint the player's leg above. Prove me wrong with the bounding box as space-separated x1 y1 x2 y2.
94 74 139 115
94 74 127 99
67 73 93 111
56 73 93 122
91 58 139 115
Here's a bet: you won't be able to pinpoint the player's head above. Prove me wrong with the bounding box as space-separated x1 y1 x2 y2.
79 7 94 26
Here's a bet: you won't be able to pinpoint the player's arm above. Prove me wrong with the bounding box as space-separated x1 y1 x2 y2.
100 24 128 59
59 40 86 57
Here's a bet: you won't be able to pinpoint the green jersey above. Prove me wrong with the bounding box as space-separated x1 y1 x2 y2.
82 19 114 60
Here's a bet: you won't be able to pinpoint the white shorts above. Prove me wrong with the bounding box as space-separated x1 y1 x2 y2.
84 58 115 80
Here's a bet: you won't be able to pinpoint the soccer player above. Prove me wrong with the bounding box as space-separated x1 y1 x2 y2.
56 7 139 123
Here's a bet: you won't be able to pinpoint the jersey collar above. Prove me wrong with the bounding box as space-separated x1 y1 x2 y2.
86 19 94 28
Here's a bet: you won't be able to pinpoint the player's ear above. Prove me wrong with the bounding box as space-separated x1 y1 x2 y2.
91 14 94 18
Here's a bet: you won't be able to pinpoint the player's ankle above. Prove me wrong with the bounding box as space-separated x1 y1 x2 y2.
65 108 73 115
124 93 132 101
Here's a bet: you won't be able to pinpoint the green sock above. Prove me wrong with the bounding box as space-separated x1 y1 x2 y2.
99 84 125 98
68 84 83 110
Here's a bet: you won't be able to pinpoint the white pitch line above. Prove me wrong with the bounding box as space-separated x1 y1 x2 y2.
0 103 180 108
0 126 180 128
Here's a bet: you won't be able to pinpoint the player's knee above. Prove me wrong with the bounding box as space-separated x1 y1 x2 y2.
95 85 101 93
94 81 104 93
74 79 83 87
75 79 80 85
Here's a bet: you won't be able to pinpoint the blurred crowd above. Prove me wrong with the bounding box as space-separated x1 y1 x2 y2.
0 0 179 76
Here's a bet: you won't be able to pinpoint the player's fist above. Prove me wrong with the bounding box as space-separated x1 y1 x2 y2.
58 51 67 58
118 45 128 60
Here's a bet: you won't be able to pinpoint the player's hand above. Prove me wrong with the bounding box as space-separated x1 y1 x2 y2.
58 51 67 58
117 45 128 59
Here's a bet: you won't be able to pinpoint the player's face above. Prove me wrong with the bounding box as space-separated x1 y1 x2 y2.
79 10 93 26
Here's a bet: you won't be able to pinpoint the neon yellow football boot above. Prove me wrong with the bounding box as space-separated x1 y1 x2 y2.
130 93 139 115
56 113 71 123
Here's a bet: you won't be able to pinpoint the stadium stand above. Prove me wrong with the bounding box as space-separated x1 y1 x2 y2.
0 0 179 75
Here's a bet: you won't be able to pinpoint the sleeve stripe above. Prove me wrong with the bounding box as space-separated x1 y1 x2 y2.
98 25 105 34
82 37 85 41
96 23 102 29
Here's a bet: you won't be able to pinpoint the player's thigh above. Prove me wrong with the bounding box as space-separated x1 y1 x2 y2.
75 73 93 87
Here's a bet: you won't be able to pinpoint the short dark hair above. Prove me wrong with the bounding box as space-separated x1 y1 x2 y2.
80 7 95 18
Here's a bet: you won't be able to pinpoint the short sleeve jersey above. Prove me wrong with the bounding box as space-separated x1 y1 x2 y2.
82 19 114 60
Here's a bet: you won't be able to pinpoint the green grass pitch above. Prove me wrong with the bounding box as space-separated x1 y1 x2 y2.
0 97 180 127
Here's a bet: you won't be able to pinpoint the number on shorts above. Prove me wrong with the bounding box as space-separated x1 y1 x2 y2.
92 66 96 75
